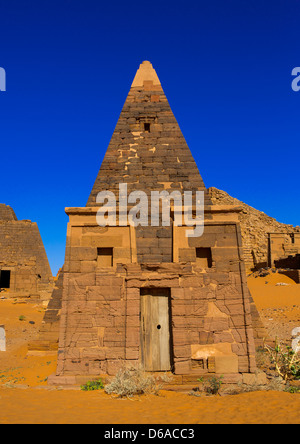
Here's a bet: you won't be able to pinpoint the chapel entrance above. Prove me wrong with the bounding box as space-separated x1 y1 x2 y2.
140 288 171 371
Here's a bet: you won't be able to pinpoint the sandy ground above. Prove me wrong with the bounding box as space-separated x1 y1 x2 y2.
0 300 57 387
247 272 300 344
0 388 299 424
0 271 299 424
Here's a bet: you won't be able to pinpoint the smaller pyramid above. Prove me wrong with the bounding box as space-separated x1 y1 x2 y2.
0 204 53 297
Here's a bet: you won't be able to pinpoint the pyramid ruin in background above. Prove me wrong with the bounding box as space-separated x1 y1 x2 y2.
0 204 53 299
209 187 300 274
39 61 267 386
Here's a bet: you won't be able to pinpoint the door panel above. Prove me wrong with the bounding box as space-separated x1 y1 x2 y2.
141 288 171 371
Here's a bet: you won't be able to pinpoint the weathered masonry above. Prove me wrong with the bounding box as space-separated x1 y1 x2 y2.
0 204 53 299
268 232 300 283
49 61 265 385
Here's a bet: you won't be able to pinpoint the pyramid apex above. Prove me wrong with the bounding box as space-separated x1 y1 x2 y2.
131 60 161 88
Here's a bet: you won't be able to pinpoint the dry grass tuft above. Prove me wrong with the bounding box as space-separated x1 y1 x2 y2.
104 364 172 398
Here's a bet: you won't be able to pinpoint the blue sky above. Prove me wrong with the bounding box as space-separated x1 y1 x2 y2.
0 0 299 275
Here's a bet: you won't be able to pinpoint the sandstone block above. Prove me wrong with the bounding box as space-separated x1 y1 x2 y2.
242 372 268 386
215 354 239 374
70 247 97 261
174 360 191 375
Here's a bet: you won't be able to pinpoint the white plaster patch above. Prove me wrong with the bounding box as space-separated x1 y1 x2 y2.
0 326 6 352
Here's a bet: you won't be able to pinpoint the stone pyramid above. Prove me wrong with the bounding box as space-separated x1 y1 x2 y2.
0 204 53 298
87 61 212 207
43 61 266 386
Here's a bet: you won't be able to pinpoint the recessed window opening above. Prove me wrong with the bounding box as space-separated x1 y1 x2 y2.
196 248 212 268
97 248 113 267
0 270 11 289
144 123 150 132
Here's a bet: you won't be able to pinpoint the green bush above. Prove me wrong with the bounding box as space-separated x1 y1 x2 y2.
286 385 300 394
80 379 104 391
265 340 300 383
197 375 224 395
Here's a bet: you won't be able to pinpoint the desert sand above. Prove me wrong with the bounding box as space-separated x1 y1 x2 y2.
0 271 299 424
248 272 300 344
0 387 299 424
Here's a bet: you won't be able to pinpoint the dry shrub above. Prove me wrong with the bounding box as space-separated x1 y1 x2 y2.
104 364 171 398
264 339 300 383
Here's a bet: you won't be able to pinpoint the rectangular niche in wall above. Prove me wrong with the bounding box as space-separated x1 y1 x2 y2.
196 248 212 268
97 248 113 267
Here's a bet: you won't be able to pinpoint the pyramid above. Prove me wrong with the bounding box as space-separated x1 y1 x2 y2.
87 61 212 207
0 204 53 298
46 61 265 386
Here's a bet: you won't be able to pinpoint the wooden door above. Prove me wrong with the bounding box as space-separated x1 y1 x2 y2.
141 288 171 371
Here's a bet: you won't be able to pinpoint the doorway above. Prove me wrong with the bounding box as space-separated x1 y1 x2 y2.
0 270 11 289
140 288 171 371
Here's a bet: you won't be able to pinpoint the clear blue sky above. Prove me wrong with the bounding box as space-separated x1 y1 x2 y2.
0 0 299 275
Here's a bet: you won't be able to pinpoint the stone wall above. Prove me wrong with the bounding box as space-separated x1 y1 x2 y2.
208 187 300 271
34 270 64 347
269 233 300 268
51 207 261 383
